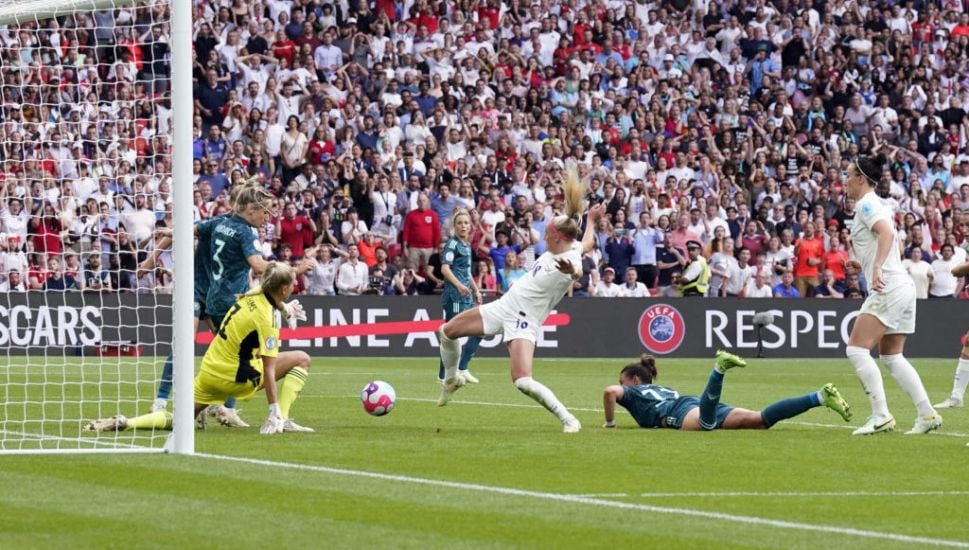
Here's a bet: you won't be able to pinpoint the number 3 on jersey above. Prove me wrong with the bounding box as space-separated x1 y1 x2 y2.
212 238 226 281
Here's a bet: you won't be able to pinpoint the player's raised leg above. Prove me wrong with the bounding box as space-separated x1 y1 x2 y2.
437 308 484 406
697 350 745 430
508 339 580 432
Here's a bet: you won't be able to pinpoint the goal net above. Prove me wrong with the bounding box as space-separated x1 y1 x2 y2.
0 0 186 453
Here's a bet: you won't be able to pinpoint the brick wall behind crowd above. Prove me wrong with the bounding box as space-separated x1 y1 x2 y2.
0 295 964 359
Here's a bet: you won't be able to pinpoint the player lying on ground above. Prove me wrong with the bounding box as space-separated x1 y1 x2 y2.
601 351 852 430
437 166 604 432
86 262 313 435
843 154 941 436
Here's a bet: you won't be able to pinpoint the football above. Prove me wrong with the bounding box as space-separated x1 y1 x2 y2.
360 380 396 416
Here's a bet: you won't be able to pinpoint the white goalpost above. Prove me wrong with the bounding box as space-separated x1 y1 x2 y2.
0 0 193 454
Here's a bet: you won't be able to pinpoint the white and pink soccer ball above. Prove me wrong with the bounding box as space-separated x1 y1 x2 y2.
360 380 396 416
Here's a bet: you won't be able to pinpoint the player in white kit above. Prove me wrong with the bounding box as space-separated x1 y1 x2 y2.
844 154 942 435
436 168 605 432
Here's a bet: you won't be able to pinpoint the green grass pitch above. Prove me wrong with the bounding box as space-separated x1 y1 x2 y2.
2 356 969 549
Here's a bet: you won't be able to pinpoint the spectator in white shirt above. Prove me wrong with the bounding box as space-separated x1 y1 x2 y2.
336 243 370 295
0 269 25 291
745 271 774 298
1 197 30 244
0 236 27 284
593 267 624 297
304 245 344 296
930 244 962 298
903 246 932 299
619 267 651 297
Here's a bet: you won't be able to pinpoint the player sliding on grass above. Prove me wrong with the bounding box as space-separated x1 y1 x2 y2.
437 165 604 432
602 351 853 431
843 154 941 435
86 262 314 435
437 208 483 384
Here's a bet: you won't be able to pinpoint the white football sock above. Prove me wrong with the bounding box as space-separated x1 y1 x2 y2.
514 377 571 422
439 329 460 381
951 358 969 400
881 353 935 417
846 345 890 418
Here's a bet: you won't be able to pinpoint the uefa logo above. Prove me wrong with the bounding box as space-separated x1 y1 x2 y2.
638 304 686 355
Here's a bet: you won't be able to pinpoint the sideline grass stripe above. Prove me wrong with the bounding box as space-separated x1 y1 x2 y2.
196 452 969 548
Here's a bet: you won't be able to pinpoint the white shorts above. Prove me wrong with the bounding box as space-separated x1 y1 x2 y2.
478 300 541 344
859 282 916 335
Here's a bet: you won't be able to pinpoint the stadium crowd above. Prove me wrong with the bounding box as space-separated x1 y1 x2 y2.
0 0 968 299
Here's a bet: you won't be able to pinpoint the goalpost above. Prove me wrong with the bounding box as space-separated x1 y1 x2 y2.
0 0 194 454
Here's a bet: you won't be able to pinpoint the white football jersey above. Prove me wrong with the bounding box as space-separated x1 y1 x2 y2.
500 241 582 322
851 192 909 290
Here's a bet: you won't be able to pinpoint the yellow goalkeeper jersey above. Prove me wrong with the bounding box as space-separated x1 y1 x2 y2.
200 291 281 387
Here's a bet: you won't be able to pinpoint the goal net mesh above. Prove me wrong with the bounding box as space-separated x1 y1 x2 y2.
0 0 174 452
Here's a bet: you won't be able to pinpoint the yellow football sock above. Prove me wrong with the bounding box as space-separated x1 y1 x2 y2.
126 411 173 430
278 367 308 419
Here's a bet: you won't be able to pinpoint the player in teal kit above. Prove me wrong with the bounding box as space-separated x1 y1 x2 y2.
146 214 224 414
602 351 853 430
438 208 483 383
206 213 265 327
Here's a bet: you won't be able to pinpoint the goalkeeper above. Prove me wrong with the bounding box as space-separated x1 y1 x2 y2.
86 261 314 434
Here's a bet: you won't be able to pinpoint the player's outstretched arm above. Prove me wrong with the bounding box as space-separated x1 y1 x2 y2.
581 204 606 255
137 234 173 278
247 253 269 277
602 385 624 428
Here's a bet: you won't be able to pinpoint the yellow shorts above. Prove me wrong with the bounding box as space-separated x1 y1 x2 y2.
193 360 264 405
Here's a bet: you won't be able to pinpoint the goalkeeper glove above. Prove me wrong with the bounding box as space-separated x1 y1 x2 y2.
260 403 284 435
283 300 307 330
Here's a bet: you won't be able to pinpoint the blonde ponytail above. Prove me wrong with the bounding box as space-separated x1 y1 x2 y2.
562 164 587 221
547 163 588 241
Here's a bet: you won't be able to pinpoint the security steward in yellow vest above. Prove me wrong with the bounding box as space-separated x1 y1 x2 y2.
680 240 710 297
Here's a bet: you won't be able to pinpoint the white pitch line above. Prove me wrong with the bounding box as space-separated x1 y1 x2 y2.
195 452 969 548
567 490 969 499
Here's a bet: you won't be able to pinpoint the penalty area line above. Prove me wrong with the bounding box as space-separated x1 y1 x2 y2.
194 452 969 548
